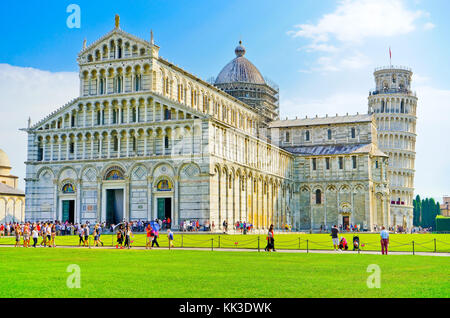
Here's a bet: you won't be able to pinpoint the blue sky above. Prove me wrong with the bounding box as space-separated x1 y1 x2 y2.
0 0 449 200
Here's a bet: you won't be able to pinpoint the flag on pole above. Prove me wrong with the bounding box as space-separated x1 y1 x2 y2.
389 47 392 68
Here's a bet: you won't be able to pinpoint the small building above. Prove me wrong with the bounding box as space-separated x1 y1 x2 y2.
0 148 25 223
440 196 450 217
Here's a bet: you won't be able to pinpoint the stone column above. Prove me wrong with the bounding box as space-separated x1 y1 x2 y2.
76 178 82 223
144 131 148 156
58 139 62 161
107 135 111 158
53 179 58 221
74 137 78 160
126 132 130 157
90 137 94 160
174 176 179 228
147 176 153 221
97 178 102 222
117 135 121 158
144 102 148 122
82 136 86 160
83 105 87 127
125 178 130 221
50 139 54 162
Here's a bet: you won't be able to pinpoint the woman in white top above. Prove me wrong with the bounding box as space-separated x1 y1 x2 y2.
32 226 39 248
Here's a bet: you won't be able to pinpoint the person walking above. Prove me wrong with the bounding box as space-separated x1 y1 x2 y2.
151 227 160 248
124 226 133 249
331 225 339 251
14 224 21 247
84 224 90 247
50 224 56 248
32 225 39 248
146 224 152 249
167 229 174 248
116 227 124 249
380 226 390 255
40 223 47 247
78 225 85 247
23 223 30 248
265 225 275 252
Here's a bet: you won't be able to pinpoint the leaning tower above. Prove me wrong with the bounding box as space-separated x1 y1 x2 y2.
368 66 417 229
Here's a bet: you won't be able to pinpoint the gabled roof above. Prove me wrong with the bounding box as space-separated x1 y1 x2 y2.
283 143 388 157
78 27 155 59
0 183 24 196
269 114 373 128
30 97 80 130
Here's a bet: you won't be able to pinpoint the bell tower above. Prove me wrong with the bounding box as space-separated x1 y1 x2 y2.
368 66 418 229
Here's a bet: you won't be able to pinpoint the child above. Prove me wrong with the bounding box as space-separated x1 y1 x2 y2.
167 229 174 248
116 229 123 248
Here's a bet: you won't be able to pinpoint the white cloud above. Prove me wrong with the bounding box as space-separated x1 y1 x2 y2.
0 64 78 189
288 0 425 44
300 43 339 53
309 52 371 73
424 22 435 30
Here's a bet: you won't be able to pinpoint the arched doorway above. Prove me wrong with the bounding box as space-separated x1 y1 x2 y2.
153 177 174 223
102 166 126 224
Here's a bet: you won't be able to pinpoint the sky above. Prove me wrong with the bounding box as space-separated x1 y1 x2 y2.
0 0 449 201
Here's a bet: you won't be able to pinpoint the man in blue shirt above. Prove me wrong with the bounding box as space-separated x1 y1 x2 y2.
380 226 389 255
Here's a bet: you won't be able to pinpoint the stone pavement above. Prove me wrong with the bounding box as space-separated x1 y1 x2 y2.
1 244 448 257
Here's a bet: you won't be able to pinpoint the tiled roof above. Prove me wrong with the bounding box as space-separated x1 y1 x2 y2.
0 183 25 196
282 143 387 157
269 114 373 128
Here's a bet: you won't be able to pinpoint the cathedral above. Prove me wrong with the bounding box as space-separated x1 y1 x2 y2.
23 16 416 231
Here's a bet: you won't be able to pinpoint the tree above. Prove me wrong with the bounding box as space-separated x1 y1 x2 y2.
413 195 421 226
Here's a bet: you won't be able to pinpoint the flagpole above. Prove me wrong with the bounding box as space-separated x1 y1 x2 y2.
389 47 392 69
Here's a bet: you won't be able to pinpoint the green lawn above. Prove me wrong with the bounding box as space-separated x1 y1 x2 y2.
1 233 449 253
0 248 448 298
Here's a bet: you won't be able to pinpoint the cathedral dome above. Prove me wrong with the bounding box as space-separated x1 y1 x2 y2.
215 41 266 85
0 149 11 175
0 149 11 169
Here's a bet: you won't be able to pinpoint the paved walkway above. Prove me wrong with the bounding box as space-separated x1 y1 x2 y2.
1 244 448 257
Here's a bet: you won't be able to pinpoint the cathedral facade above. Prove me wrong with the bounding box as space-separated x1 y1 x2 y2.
24 17 412 231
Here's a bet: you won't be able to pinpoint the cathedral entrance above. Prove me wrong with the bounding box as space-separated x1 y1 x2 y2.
106 189 124 225
61 200 75 223
157 198 172 220
342 215 350 229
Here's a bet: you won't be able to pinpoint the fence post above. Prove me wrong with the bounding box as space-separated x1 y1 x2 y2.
434 238 436 253
258 236 260 252
89 237 91 249
307 239 309 253
298 237 301 250
112 233 114 247
181 234 184 248
211 238 214 251
412 240 415 255
218 236 221 249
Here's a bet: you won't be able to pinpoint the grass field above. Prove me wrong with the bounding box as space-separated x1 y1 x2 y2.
0 247 448 298
1 233 449 253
